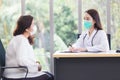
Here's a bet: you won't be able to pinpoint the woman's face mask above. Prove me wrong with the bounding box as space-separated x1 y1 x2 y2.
84 20 92 29
30 25 37 35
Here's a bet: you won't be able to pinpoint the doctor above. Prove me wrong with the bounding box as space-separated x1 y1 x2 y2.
69 9 109 52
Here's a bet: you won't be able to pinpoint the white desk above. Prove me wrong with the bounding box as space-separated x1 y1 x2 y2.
53 50 120 80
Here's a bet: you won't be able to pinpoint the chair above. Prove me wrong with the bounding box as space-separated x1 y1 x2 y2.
0 39 28 80
107 34 111 50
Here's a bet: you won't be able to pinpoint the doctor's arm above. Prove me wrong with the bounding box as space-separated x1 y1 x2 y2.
69 33 86 52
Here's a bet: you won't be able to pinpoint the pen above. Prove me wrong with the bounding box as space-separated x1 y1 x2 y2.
68 43 72 47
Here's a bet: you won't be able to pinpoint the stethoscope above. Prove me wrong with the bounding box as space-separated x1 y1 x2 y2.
83 30 98 46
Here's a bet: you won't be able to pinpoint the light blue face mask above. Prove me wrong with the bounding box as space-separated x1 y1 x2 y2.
84 20 92 29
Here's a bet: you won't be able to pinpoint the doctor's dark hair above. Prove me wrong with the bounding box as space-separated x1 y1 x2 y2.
85 9 103 30
13 15 34 45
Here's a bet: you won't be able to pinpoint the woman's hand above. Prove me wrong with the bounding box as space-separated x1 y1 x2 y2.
36 61 42 71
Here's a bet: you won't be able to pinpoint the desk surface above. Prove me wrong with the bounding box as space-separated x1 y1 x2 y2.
53 50 120 58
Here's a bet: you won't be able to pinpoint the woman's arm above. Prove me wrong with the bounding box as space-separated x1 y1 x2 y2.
16 39 39 73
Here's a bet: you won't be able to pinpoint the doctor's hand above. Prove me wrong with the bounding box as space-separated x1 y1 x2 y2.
69 46 78 52
78 48 88 52
69 47 87 52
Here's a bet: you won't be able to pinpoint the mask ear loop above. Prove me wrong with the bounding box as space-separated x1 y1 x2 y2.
25 29 29 32
25 29 31 35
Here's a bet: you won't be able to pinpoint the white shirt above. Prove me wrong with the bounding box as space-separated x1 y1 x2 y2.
3 35 45 78
72 29 109 52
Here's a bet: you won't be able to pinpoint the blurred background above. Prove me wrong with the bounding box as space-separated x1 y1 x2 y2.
0 0 120 72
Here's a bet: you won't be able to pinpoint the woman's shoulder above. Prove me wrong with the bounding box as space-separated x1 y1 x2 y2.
12 35 28 43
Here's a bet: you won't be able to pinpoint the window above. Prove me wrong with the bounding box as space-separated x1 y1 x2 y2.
54 0 78 52
111 0 120 49
25 0 50 71
0 0 21 48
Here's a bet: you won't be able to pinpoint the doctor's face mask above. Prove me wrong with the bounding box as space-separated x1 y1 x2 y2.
84 13 95 29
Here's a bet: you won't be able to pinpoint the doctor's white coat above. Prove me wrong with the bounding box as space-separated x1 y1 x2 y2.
72 29 109 52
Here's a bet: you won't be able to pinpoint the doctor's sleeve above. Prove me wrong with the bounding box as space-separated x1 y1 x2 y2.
72 33 85 48
86 31 109 52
